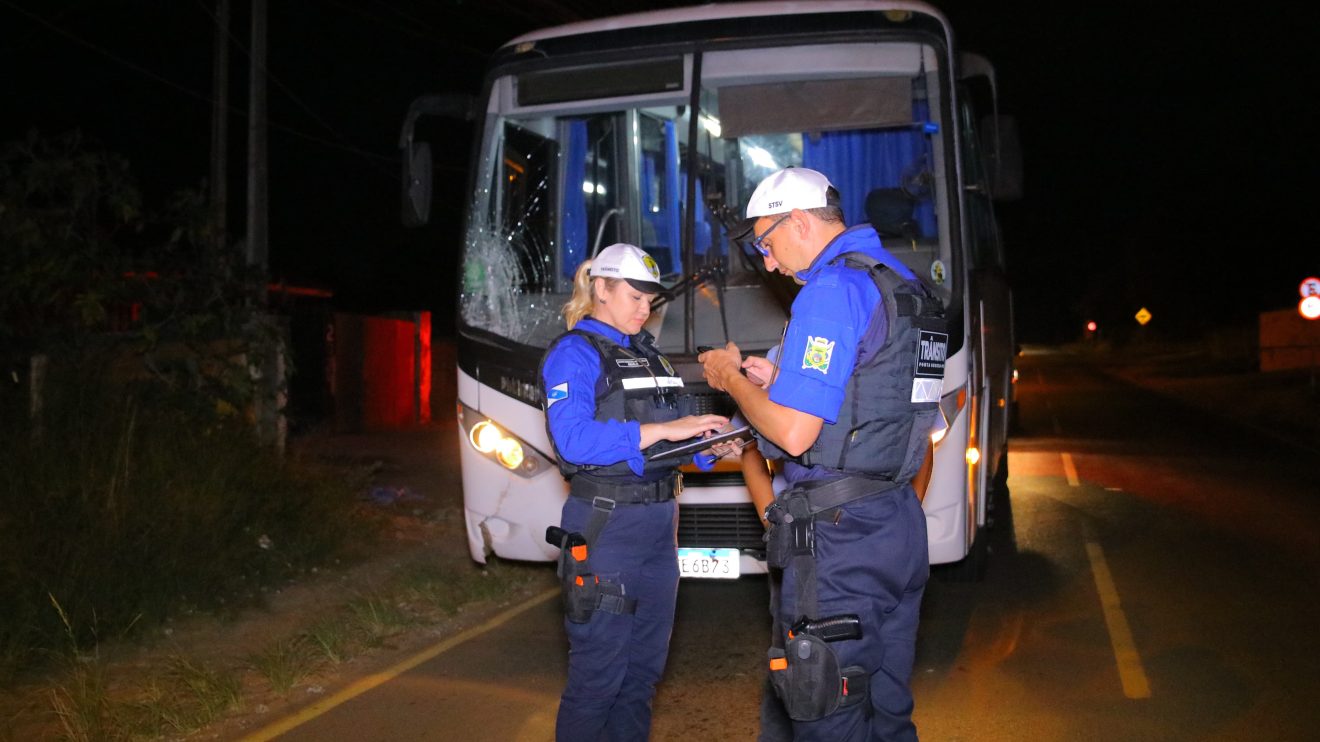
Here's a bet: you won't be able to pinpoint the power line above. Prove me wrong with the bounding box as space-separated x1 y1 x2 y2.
0 0 397 173
192 0 362 152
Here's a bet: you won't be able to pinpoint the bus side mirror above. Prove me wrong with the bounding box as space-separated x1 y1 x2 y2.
982 114 1023 202
402 141 433 227
399 94 476 227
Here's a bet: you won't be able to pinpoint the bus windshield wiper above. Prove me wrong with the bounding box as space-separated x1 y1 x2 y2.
652 263 724 311
707 193 797 314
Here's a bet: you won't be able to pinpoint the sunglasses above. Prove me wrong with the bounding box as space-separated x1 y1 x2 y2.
749 213 791 257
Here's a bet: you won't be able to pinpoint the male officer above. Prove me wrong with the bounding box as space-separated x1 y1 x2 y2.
700 167 944 741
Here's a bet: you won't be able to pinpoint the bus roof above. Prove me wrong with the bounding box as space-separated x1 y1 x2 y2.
504 1 948 49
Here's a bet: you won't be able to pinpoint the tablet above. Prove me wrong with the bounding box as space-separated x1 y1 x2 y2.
647 425 753 461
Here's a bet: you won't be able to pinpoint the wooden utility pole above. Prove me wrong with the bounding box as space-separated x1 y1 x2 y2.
244 0 283 451
246 0 268 272
209 0 229 251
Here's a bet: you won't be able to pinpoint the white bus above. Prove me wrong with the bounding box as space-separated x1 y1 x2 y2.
401 1 1020 580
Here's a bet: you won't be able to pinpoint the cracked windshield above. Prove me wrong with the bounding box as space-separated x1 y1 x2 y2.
460 44 952 356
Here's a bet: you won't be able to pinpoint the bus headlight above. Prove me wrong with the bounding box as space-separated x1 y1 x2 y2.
458 403 552 478
495 438 525 469
470 420 502 453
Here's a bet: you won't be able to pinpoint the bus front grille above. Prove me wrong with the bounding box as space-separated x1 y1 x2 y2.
677 503 765 551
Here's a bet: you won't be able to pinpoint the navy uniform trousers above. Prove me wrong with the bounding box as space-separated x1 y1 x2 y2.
760 484 929 742
555 494 679 742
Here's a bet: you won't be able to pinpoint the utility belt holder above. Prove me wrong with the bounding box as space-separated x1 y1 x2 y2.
763 491 815 570
547 526 597 623
763 476 901 569
768 614 870 720
547 503 637 624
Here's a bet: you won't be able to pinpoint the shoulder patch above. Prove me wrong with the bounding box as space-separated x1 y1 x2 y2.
802 336 835 375
546 382 569 407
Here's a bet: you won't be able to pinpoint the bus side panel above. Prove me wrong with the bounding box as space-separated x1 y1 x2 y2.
924 345 973 565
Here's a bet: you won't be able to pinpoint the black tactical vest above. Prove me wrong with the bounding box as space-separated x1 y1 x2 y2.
540 328 688 483
795 252 948 482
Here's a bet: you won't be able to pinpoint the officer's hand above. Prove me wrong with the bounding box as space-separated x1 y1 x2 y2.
707 437 747 459
698 342 742 392
741 356 777 389
665 414 729 442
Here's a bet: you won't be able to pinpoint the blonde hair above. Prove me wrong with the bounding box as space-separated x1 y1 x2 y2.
562 260 621 329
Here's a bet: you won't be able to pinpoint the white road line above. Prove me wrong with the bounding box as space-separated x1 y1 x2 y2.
1061 452 1080 486
1085 541 1152 699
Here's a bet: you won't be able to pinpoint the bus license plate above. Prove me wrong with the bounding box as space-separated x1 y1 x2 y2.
677 548 740 579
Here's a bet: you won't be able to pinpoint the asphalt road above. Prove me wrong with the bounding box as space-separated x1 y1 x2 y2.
243 349 1320 741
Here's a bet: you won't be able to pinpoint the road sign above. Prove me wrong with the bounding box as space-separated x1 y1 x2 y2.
1134 307 1152 326
1301 295 1320 320
1300 277 1320 298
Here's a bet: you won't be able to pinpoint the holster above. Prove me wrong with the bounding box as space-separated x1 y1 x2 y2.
764 491 815 570
553 525 636 624
554 532 599 624
767 634 871 721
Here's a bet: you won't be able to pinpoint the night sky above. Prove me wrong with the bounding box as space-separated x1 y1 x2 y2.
3 1 1316 343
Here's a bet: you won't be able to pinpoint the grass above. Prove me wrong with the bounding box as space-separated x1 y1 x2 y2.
121 656 243 737
38 653 244 741
305 617 356 665
248 635 323 695
0 351 375 681
396 559 529 616
347 594 413 647
9 555 549 740
48 663 117 742
0 348 551 739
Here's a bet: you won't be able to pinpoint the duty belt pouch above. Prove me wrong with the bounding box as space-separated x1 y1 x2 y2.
768 633 843 721
764 491 815 570
554 534 599 624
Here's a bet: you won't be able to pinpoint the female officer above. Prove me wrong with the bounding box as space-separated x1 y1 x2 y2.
541 243 728 741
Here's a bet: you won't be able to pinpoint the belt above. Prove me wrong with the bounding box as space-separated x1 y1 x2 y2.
570 473 681 504
794 476 902 514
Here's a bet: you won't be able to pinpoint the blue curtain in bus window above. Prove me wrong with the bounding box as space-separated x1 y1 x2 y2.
801 114 935 238
664 120 682 272
642 155 659 248
563 120 588 280
693 178 712 257
638 120 683 275
910 100 935 237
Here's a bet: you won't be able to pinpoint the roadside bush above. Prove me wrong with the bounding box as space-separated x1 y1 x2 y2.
0 353 374 680
0 131 382 685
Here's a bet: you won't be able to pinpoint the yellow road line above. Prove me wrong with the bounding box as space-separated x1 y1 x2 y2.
238 587 560 741
1061 452 1080 486
1085 541 1152 699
